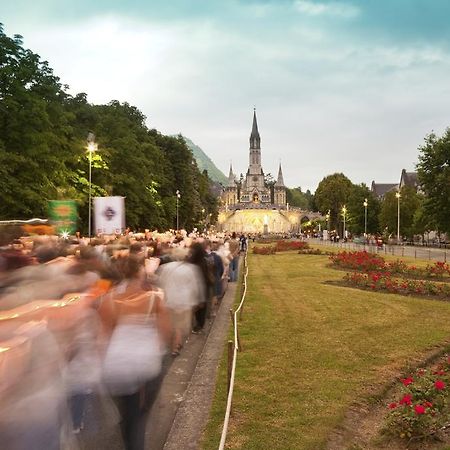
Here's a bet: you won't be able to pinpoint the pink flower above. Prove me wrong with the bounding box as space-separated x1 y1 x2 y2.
401 377 414 386
399 394 412 405
435 380 445 390
414 404 426 415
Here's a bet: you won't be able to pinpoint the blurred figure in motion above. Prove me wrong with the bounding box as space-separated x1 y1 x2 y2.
228 232 240 282
157 246 206 355
102 255 171 450
188 242 211 334
0 320 69 450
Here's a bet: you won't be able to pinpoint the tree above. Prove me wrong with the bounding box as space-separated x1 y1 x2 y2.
378 186 421 240
416 129 450 234
0 27 76 219
0 25 220 232
286 186 312 210
346 184 380 235
314 173 353 232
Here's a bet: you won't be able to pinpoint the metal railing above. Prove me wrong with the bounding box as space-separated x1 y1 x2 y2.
218 251 249 450
311 238 448 262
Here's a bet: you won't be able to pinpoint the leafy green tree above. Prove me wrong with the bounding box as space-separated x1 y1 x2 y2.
314 173 353 232
286 187 310 210
0 25 220 233
412 199 433 241
379 186 421 240
346 184 380 235
416 129 450 234
0 26 77 219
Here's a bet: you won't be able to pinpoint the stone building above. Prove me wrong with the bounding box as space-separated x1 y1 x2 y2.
221 109 286 208
218 110 300 234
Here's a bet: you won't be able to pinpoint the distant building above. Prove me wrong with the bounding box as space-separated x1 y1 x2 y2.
370 182 398 199
371 169 420 199
218 110 302 234
399 169 420 191
221 109 286 208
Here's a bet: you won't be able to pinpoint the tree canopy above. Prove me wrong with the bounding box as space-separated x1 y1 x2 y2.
0 25 218 232
417 129 450 234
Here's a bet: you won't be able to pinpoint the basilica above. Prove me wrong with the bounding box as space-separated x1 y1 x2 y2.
221 110 286 208
218 110 301 234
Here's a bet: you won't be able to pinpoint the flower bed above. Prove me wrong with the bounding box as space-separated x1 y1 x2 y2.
385 357 450 441
275 240 309 252
343 272 450 298
298 248 330 255
330 251 450 281
253 245 276 255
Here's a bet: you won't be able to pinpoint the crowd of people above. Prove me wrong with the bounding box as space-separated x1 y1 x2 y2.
0 230 247 450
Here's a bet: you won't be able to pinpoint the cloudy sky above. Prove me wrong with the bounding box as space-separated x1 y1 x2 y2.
3 0 450 191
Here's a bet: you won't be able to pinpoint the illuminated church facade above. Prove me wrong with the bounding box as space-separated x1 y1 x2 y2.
218 110 301 234
222 109 286 208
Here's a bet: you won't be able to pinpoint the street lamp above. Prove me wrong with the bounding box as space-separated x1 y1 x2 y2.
87 133 97 239
325 210 330 240
395 191 401 245
176 190 181 230
363 198 368 237
342 205 347 241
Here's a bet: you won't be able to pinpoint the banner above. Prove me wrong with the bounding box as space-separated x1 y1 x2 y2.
94 196 125 235
48 200 78 235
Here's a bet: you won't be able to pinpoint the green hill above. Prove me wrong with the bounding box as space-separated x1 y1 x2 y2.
181 136 228 185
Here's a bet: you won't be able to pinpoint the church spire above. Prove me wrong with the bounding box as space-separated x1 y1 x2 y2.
227 162 236 187
275 163 285 187
250 108 260 149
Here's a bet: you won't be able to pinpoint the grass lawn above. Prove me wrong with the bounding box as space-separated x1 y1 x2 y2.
201 252 450 450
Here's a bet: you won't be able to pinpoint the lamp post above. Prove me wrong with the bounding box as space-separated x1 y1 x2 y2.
87 133 97 239
342 205 347 241
363 198 368 237
325 210 330 240
176 190 181 230
396 191 401 245
201 208 205 233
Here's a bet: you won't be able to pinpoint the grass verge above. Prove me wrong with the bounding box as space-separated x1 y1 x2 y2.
201 252 450 450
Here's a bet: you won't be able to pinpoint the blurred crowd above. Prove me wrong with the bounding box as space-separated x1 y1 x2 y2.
0 230 246 450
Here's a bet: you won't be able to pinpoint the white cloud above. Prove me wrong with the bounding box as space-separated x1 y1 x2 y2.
294 0 360 18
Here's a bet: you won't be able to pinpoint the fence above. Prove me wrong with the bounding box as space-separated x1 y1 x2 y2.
218 250 249 450
312 239 448 262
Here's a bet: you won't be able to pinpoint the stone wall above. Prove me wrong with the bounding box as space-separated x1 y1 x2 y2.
217 208 302 233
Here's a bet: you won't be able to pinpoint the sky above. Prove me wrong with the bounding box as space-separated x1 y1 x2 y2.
2 0 450 191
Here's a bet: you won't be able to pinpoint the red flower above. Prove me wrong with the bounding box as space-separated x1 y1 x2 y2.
425 401 433 408
401 377 414 386
435 380 445 390
414 404 426 415
389 402 398 409
399 394 412 405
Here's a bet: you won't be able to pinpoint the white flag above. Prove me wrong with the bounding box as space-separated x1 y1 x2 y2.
94 196 125 235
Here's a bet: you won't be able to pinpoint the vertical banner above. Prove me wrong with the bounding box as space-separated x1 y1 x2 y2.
94 196 125 235
48 200 78 235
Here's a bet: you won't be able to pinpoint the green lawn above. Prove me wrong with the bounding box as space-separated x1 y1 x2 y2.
201 252 450 450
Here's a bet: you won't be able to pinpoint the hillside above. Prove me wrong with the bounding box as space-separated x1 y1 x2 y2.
181 136 228 186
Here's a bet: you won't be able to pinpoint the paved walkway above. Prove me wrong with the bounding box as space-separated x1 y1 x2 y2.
312 238 449 261
146 280 238 450
78 272 239 450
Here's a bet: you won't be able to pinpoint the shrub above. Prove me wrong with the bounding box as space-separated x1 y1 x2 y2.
331 251 450 282
275 240 309 252
253 246 276 255
385 358 450 440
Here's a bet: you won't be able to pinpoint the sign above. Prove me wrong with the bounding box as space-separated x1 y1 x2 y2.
94 196 125 235
48 200 78 235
